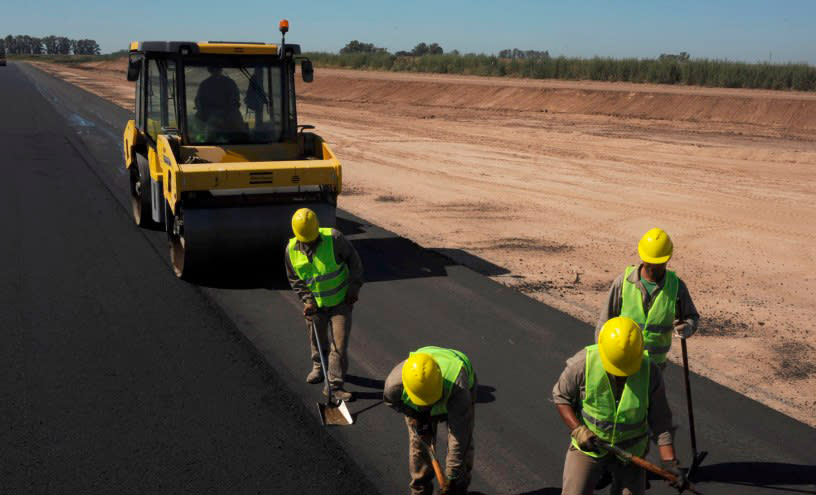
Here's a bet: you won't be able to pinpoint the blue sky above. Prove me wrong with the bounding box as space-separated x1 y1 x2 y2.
4 0 814 63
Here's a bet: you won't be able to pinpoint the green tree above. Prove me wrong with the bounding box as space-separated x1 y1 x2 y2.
340 40 386 54
412 42 429 56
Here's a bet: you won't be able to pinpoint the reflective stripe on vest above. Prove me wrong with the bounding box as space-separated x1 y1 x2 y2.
402 346 475 417
620 266 678 364
287 228 349 308
572 345 650 458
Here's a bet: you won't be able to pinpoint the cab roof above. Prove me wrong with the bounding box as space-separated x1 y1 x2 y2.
128 41 299 56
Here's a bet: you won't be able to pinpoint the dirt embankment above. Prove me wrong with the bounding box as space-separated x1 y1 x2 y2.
28 60 816 428
301 68 816 136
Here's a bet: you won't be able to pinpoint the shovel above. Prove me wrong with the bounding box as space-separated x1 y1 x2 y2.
595 439 704 494
680 336 708 478
311 320 353 426
416 426 448 492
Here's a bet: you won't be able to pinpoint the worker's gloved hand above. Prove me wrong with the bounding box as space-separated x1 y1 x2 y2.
440 477 466 495
661 459 689 492
303 302 317 321
344 291 359 305
570 425 598 451
674 320 694 338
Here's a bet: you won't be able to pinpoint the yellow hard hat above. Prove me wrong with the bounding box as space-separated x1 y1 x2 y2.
598 317 644 376
638 228 673 264
402 353 443 406
291 208 319 242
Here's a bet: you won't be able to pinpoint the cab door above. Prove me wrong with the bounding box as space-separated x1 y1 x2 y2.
142 57 178 224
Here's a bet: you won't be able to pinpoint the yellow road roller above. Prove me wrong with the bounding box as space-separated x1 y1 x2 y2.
122 21 341 279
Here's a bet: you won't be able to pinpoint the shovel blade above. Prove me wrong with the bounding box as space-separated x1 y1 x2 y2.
317 400 354 426
687 450 708 480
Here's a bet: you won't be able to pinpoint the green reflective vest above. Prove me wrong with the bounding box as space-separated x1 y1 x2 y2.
620 265 678 364
287 228 349 308
572 344 650 458
402 346 475 417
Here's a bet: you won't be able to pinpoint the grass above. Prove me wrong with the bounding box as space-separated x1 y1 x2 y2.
306 52 816 91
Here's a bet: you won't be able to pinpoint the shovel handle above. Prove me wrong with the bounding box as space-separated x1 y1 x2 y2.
431 457 448 492
424 439 448 491
597 440 703 495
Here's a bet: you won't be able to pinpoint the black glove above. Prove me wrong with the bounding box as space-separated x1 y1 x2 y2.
344 291 359 305
661 459 689 492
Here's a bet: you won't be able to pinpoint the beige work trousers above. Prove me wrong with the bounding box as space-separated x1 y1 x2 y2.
307 303 352 387
561 445 645 495
404 381 477 495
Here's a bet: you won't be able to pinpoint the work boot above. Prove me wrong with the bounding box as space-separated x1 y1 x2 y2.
324 385 353 402
306 367 323 384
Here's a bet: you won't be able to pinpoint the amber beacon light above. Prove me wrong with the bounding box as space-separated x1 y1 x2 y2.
279 19 290 34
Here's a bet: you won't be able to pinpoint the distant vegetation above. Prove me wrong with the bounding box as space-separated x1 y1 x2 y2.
308 43 816 91
1 34 101 55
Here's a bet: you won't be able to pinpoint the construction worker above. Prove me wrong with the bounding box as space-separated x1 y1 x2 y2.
285 208 363 402
597 228 699 368
383 347 477 495
554 317 687 495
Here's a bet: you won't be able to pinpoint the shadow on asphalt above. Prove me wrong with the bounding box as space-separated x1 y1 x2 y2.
183 212 511 289
469 490 560 495
695 462 816 490
476 384 497 404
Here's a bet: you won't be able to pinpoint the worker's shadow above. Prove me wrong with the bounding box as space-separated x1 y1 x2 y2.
345 374 385 400
476 384 496 404
694 462 816 490
468 490 560 495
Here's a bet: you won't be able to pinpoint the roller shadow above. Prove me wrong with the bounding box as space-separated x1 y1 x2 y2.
187 258 292 290
187 211 511 288
338 213 510 283
695 462 816 493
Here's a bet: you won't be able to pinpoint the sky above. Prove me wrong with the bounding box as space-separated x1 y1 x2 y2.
3 0 815 64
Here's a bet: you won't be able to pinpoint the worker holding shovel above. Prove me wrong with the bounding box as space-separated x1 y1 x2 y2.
285 208 363 403
384 347 477 495
596 228 699 369
553 317 689 495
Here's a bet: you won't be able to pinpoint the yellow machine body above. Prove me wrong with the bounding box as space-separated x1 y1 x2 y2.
122 39 339 279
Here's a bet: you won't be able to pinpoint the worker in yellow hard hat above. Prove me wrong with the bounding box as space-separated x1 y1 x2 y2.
597 228 699 368
554 317 687 495
383 347 477 495
285 208 364 402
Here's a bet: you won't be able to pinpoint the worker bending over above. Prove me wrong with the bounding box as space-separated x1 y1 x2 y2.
285 208 363 402
384 347 477 495
554 317 687 494
597 228 699 367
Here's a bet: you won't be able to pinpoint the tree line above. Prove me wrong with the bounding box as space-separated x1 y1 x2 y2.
341 40 448 57
309 43 816 91
1 35 101 55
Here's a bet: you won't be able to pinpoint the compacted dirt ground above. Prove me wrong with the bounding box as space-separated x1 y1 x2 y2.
29 59 816 427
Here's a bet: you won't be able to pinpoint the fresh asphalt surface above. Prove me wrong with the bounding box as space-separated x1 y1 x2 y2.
1 62 814 494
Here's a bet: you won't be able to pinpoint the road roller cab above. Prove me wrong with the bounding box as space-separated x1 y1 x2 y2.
122 23 340 279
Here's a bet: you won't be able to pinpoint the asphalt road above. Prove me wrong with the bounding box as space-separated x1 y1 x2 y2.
2 61 815 494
